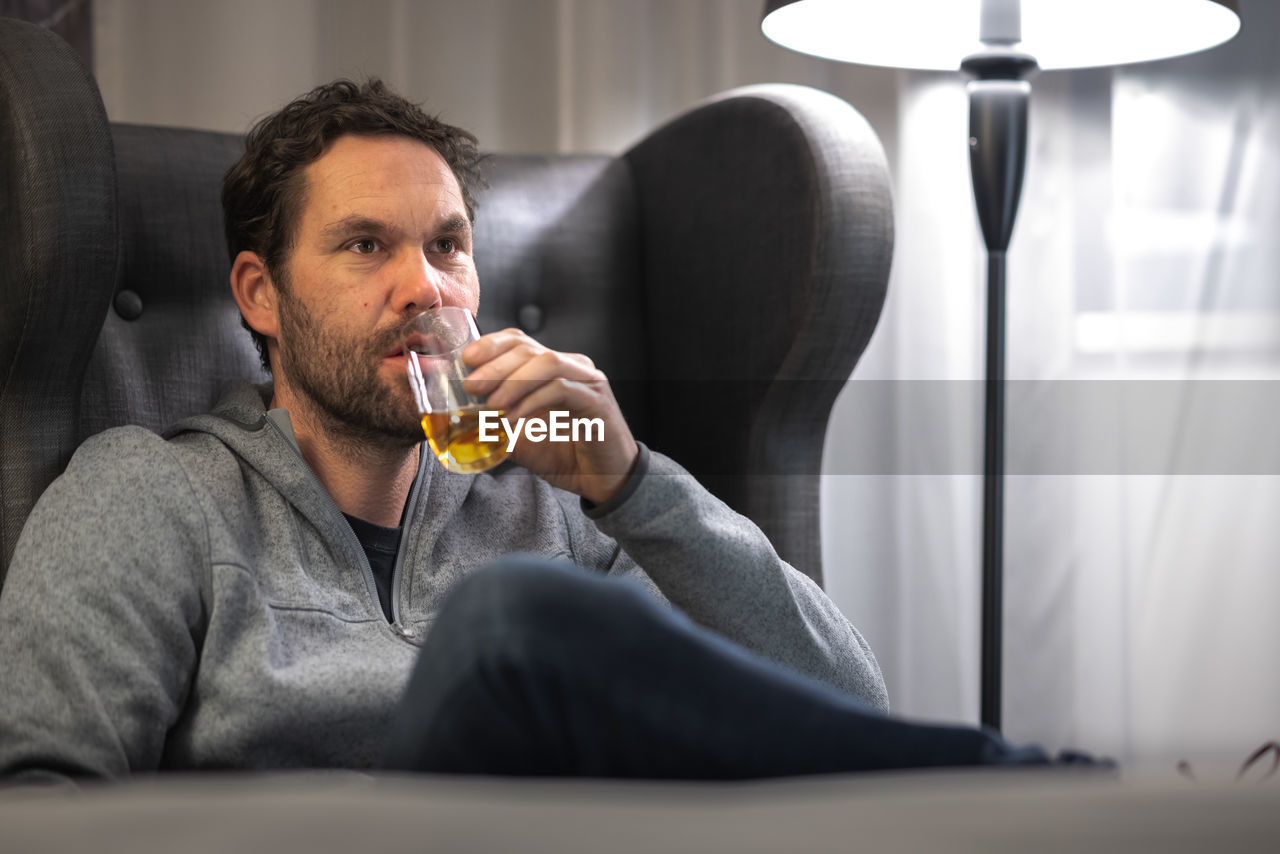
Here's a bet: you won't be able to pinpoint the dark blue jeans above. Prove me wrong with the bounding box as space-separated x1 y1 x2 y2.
381 556 1053 778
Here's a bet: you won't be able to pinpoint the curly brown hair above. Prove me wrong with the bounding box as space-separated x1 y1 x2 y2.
221 78 485 372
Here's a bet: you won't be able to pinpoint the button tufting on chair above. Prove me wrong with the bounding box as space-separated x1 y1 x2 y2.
517 303 545 334
113 290 144 320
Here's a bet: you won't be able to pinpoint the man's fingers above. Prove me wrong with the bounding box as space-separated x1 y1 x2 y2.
486 359 607 413
500 380 598 426
464 329 594 370
465 342 603 406
565 352 595 371
460 328 533 366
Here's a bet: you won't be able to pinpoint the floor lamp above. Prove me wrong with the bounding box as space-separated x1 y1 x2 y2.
762 0 1241 731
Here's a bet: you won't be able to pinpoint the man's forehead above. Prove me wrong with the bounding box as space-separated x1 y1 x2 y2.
301 134 468 222
307 134 460 191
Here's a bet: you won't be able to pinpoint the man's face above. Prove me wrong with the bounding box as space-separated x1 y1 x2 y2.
270 134 480 447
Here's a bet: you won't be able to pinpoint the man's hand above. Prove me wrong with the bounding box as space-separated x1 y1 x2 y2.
461 329 639 505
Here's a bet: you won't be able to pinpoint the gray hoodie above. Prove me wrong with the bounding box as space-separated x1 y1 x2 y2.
0 382 887 781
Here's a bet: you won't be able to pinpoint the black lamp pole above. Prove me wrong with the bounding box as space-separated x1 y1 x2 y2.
960 47 1037 732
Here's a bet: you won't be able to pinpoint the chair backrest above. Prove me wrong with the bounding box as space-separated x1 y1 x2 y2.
0 16 893 588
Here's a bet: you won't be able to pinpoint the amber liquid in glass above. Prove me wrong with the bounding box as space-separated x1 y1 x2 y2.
421 405 510 473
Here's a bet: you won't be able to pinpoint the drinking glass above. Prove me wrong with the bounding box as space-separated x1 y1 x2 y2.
402 307 510 474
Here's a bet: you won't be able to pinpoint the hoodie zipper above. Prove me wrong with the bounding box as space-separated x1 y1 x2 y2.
388 447 429 638
261 413 424 645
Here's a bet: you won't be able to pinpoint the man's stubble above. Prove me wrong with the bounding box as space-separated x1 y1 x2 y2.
273 274 425 452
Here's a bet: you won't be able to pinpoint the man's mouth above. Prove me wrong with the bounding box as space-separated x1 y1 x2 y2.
377 325 412 361
381 336 409 360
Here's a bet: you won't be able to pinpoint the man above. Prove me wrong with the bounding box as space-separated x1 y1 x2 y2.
0 80 1077 783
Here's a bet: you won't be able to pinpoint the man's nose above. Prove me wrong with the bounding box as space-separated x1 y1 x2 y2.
393 251 445 314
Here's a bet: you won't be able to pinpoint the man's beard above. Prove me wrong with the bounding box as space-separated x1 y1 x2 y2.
274 285 424 450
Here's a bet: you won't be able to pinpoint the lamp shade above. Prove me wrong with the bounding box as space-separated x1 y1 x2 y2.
761 0 1240 71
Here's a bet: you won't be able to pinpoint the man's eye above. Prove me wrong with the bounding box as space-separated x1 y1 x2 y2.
433 238 456 254
350 238 379 254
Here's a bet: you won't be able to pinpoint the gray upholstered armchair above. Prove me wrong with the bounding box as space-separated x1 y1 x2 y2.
0 15 893 591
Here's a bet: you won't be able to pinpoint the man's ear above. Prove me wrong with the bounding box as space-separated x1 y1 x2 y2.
230 250 280 340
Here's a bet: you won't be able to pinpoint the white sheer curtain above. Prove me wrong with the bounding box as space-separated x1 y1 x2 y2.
826 1 1280 765
95 0 1279 765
